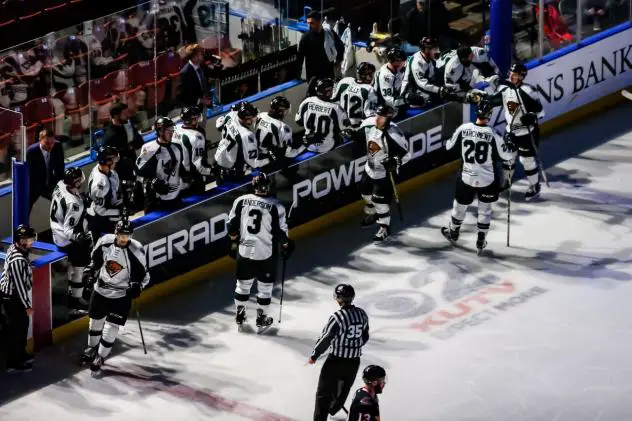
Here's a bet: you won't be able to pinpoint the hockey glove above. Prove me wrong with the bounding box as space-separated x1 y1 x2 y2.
80 192 92 208
81 271 96 301
340 128 355 140
151 178 170 195
382 156 399 173
520 113 537 126
404 92 426 107
126 282 142 299
281 238 295 260
304 133 325 147
72 231 93 247
228 236 239 259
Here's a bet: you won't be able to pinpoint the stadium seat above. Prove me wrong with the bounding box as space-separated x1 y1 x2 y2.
145 78 168 112
88 77 113 106
103 69 130 94
24 96 64 126
156 51 182 79
129 61 157 87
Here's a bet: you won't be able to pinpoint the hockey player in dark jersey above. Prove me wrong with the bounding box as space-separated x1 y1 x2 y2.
348 365 387 421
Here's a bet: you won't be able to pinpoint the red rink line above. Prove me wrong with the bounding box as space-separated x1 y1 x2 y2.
105 367 300 421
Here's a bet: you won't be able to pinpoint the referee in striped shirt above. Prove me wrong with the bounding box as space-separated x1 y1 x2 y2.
0 224 37 373
309 283 369 421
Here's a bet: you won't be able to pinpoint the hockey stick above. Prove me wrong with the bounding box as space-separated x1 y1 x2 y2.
381 125 404 222
278 201 296 323
511 85 550 188
505 106 520 248
622 89 632 101
136 309 147 355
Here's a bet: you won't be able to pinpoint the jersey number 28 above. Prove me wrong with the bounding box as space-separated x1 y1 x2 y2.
463 139 490 164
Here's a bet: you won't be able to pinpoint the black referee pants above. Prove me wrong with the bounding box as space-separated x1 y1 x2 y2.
1 294 30 367
313 355 361 421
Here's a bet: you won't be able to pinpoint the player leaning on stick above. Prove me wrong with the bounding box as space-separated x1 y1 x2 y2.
227 173 294 332
486 63 545 200
441 100 516 254
358 104 410 241
79 218 149 374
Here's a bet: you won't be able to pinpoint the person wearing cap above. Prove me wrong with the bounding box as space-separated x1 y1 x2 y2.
0 224 37 372
25 127 65 211
103 101 144 183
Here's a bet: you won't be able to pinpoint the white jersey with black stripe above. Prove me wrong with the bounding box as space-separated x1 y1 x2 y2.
50 181 89 247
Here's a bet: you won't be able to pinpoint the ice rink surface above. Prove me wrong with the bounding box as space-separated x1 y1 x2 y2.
2 102 632 421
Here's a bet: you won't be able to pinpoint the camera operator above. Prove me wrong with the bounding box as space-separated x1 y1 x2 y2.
136 117 188 213
87 145 124 238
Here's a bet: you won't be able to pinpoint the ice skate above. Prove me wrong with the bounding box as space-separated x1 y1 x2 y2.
373 225 389 241
360 213 377 228
235 305 247 330
476 232 488 256
90 355 104 377
524 182 541 201
79 346 97 366
441 227 460 244
6 361 33 373
256 309 273 334
68 295 89 316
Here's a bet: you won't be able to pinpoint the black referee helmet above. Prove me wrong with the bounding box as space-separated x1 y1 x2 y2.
334 283 355 304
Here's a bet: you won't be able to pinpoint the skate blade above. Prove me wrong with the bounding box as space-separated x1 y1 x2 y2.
256 323 273 334
441 228 457 244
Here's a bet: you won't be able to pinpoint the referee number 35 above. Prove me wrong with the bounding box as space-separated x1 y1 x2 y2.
347 324 363 338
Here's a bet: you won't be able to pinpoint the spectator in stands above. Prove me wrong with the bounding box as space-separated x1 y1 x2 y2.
402 0 452 52
177 44 212 112
296 11 345 95
26 128 65 212
103 102 144 183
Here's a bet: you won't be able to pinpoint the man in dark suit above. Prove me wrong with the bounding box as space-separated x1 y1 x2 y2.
26 128 65 211
177 44 212 110
103 102 144 183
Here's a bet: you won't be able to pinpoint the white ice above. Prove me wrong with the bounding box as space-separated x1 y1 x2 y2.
2 102 632 421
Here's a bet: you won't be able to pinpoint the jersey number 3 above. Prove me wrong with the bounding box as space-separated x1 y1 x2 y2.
463 139 490 164
247 209 263 234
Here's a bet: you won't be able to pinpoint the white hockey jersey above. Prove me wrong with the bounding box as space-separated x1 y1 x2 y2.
228 193 289 261
216 110 237 136
401 52 440 97
374 63 405 109
50 181 89 247
255 112 305 160
87 166 122 221
332 77 378 127
136 140 185 201
496 83 545 136
173 125 212 179
87 234 149 300
214 116 261 169
446 121 515 187
359 117 410 180
295 96 351 153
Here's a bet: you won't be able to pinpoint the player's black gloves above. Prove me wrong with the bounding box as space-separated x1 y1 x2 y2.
304 133 325 147
340 128 355 140
72 231 93 247
503 132 518 153
520 113 537 126
81 270 96 301
404 91 426 107
382 156 399 173
151 178 170 195
228 236 239 259
126 282 142 299
281 238 295 260
80 192 92 208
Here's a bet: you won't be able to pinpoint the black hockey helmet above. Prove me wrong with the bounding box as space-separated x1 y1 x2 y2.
376 104 395 118
420 36 439 51
14 224 37 243
269 96 291 118
115 218 134 235
357 62 376 83
315 78 335 101
181 105 202 124
456 45 473 61
509 62 528 77
63 167 84 188
334 283 355 304
251 172 271 195
237 101 259 120
155 116 175 134
386 47 406 63
362 365 387 383
96 145 118 165
476 100 494 120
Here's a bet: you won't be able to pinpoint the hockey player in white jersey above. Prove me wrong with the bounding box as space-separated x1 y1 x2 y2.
439 45 500 96
227 173 294 332
441 101 516 254
79 219 149 374
401 37 456 106
214 102 261 182
295 78 351 153
374 47 407 112
136 117 188 212
358 105 410 241
173 106 212 195
487 63 545 200
216 102 240 137
332 62 378 128
87 146 123 238
50 167 93 313
255 96 305 170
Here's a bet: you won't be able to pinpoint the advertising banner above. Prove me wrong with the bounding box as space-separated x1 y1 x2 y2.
133 101 463 284
490 26 632 133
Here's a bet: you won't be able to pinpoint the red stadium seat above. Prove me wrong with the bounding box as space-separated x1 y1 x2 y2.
145 78 168 111
88 77 113 105
104 69 130 94
129 61 157 87
156 51 182 78
24 96 64 126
